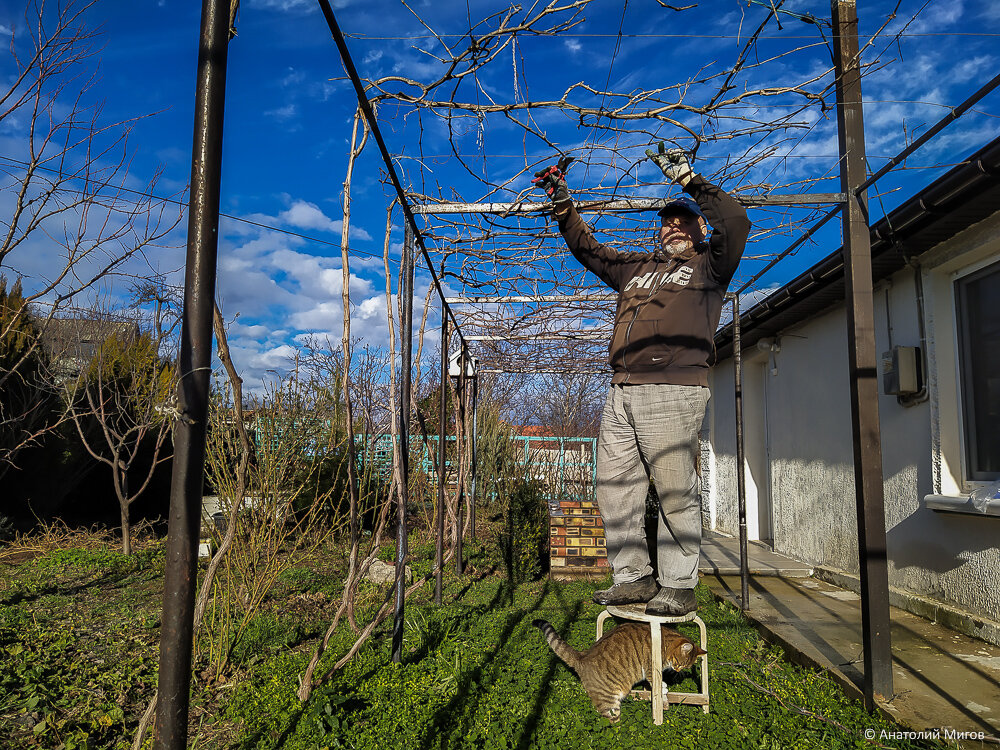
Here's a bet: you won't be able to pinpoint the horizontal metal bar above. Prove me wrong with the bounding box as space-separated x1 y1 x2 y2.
466 333 608 342
412 194 846 216
739 193 846 206
445 294 616 304
479 368 609 375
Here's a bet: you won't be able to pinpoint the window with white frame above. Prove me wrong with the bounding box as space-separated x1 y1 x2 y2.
955 258 1000 481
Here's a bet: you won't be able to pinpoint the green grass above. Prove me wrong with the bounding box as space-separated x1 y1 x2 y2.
0 535 945 750
0 543 164 750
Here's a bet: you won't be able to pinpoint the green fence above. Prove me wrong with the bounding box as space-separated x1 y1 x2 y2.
355 433 597 503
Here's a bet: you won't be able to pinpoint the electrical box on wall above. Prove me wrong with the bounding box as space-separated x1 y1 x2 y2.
882 346 921 396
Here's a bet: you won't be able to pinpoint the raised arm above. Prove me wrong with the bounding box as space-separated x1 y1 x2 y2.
685 176 750 284
647 144 750 283
533 157 627 292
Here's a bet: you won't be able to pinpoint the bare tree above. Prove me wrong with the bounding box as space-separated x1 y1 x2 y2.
64 314 175 554
128 274 184 356
528 371 604 438
0 0 181 476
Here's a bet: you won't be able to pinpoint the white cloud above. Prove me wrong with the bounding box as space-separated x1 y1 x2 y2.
279 200 339 232
907 1 965 32
217 255 292 310
354 295 385 320
229 342 298 384
213 221 402 391
280 67 306 88
564 39 582 54
391 56 442 81
277 199 373 240
264 103 298 121
248 0 316 11
951 55 995 81
288 301 342 330
981 0 1000 22
230 322 270 339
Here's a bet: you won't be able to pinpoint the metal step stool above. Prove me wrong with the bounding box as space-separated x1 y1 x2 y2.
596 603 709 724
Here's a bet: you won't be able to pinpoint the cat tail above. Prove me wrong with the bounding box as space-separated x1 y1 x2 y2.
532 619 582 671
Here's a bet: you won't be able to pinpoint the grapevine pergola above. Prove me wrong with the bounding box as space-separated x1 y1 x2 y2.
148 1 1000 747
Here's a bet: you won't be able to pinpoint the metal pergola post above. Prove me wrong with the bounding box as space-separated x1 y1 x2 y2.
392 224 415 664
435 312 448 604
558 437 566 499
153 1 230 747
455 340 467 576
833 0 893 706
470 367 478 541
731 293 750 611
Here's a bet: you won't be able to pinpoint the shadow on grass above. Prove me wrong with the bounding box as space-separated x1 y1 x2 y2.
452 565 498 603
240 705 306 749
514 580 587 750
413 577 560 750
402 576 513 669
1 565 154 607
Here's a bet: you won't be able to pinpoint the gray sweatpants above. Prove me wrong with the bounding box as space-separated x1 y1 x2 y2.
596 383 709 589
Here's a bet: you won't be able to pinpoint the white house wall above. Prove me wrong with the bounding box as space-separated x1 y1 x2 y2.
711 308 863 571
916 212 1000 621
709 213 1000 623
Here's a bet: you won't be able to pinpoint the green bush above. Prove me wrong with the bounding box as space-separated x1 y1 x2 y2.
494 478 548 585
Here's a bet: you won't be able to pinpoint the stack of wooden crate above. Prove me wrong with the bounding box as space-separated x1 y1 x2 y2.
549 499 609 579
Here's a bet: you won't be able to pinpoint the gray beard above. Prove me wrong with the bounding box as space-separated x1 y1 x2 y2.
661 239 694 257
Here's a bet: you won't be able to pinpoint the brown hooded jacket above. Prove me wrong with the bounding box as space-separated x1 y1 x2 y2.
556 175 750 386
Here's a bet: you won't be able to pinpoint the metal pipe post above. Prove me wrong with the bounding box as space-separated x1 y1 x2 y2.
455 340 467 576
153 1 230 747
392 225 414 663
435 313 448 604
833 0 893 707
731 294 750 611
558 437 565 500
470 371 478 541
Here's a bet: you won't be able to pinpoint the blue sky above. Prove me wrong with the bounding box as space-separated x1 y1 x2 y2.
2 0 998 387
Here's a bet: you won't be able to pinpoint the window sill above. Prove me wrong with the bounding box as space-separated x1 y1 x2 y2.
924 494 1000 517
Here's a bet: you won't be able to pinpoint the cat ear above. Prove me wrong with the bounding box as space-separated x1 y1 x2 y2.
681 642 693 654
694 647 707 656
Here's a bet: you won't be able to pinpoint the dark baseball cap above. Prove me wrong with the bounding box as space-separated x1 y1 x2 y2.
657 197 704 220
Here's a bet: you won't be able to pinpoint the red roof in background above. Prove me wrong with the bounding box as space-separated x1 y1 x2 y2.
514 425 557 438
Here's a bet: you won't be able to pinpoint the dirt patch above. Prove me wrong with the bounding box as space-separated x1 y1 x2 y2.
0 550 43 565
279 590 334 620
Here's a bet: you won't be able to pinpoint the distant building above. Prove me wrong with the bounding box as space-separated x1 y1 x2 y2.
38 316 139 382
705 136 1000 643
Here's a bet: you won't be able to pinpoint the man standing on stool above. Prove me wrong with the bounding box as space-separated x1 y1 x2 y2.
533 145 750 616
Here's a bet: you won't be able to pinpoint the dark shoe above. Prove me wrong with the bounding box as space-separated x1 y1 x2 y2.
592 575 658 606
645 586 697 617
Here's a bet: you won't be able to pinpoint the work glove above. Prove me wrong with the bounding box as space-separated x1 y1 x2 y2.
532 156 574 205
646 142 695 185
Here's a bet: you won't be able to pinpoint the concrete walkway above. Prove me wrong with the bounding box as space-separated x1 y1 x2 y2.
699 532 813 577
699 534 1000 744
